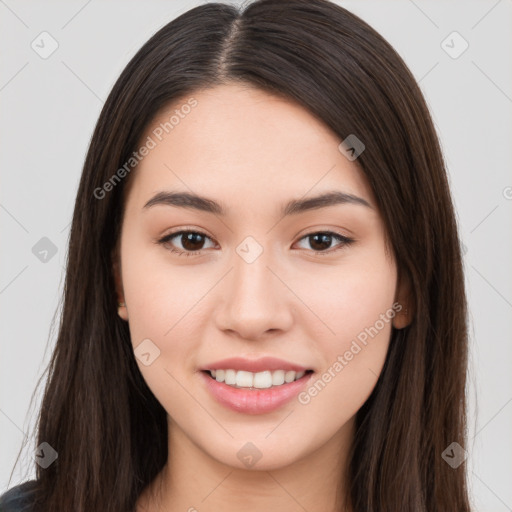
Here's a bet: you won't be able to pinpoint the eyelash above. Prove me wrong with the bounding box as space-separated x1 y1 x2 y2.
157 228 355 258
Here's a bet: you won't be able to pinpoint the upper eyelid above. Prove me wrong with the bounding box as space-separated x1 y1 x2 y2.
161 228 216 244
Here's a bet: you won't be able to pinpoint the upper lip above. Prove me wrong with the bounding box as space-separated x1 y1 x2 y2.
201 356 312 373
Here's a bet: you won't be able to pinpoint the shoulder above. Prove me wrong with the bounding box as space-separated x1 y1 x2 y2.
0 480 38 512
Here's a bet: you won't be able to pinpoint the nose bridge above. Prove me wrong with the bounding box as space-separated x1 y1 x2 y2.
231 236 277 307
215 235 292 338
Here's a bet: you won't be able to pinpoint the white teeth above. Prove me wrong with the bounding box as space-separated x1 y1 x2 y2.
208 368 309 388
272 370 285 386
253 371 272 389
224 369 236 385
236 370 254 387
284 370 296 383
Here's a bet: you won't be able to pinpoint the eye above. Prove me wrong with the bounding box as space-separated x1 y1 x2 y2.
157 229 355 257
294 231 354 256
158 229 216 257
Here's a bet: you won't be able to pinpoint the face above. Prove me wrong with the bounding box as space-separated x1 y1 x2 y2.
114 83 410 471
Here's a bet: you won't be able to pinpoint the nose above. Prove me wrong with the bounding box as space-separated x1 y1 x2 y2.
214 247 294 341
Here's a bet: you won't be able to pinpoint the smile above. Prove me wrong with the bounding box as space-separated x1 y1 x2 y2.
207 369 312 389
200 369 314 414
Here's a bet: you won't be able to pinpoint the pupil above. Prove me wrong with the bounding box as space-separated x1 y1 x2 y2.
182 232 204 251
310 233 331 251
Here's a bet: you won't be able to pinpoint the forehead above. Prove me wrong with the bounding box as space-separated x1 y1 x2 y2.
123 83 375 214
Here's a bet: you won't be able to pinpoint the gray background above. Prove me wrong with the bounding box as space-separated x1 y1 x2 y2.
1 0 511 510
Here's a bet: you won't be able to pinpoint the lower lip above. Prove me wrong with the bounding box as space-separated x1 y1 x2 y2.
200 371 313 415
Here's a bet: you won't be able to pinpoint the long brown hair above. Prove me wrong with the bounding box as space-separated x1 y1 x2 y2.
8 1 471 510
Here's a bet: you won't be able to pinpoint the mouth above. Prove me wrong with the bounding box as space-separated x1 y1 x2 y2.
202 368 314 390
199 367 315 415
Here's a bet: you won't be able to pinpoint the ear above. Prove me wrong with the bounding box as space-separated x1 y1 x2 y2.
112 245 128 322
392 270 414 329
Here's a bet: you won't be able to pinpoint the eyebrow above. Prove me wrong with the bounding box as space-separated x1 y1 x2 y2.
142 190 373 216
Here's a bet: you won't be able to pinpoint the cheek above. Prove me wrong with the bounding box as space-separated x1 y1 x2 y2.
300 249 397 342
294 250 397 420
119 237 206 370
119 246 207 414
301 253 395 387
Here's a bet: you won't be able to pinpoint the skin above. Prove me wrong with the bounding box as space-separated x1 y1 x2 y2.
113 83 412 512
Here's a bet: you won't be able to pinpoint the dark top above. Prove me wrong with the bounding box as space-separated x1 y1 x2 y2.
0 480 37 512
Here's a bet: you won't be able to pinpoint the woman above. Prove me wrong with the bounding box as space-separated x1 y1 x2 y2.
0 0 472 510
